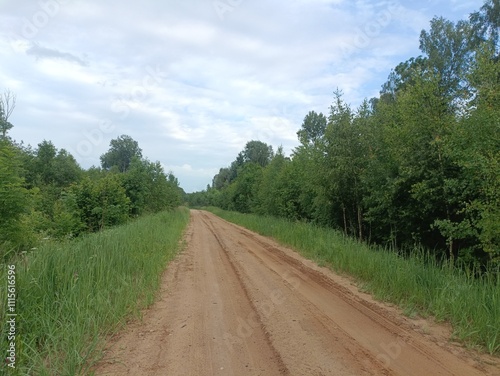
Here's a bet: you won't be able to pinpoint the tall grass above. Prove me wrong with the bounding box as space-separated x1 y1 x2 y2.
0 207 190 375
207 207 500 355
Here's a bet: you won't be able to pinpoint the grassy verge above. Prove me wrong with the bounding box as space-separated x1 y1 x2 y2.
206 207 500 355
0 207 190 375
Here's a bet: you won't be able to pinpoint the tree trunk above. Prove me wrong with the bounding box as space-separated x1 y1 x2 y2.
357 205 363 242
342 204 348 235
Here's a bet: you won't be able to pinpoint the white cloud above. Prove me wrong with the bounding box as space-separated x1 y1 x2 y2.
0 0 485 192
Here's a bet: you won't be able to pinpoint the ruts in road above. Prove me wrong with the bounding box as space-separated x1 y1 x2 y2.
94 210 499 376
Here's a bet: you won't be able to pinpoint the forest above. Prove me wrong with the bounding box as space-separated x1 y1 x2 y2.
188 0 500 266
1 1 498 373
0 127 183 260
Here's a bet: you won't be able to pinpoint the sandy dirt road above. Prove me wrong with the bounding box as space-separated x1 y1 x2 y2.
94 210 499 375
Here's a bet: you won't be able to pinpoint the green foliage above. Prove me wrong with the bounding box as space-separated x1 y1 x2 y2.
381 56 429 98
442 42 500 262
100 134 142 172
212 167 231 190
0 90 15 139
0 140 29 257
419 16 476 102
0 131 183 255
324 91 369 239
50 191 85 239
255 147 289 217
71 175 130 232
35 140 58 185
198 2 500 266
297 110 327 146
0 208 190 375
241 140 274 167
149 165 182 212
1 127 188 374
470 0 500 55
0 116 13 139
228 163 263 213
27 140 83 188
121 158 182 216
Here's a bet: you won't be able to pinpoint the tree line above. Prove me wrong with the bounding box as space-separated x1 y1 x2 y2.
188 0 499 266
1 127 183 259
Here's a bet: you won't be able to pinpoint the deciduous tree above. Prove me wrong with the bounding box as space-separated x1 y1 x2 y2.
100 135 142 173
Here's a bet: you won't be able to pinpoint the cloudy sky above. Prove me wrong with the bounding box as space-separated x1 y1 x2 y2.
0 0 483 192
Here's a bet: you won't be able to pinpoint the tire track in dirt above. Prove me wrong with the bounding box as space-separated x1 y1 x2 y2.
199 213 290 375
94 210 287 375
199 211 383 375
229 225 455 372
94 210 500 376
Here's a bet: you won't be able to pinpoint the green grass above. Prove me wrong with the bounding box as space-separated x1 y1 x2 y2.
206 207 500 355
0 207 190 375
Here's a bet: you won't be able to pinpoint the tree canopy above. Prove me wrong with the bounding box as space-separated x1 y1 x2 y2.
1 130 183 260
187 1 500 266
100 134 143 172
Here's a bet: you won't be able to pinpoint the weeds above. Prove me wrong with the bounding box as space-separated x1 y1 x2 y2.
0 208 190 375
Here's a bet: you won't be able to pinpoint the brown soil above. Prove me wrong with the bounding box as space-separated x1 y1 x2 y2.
93 210 500 375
